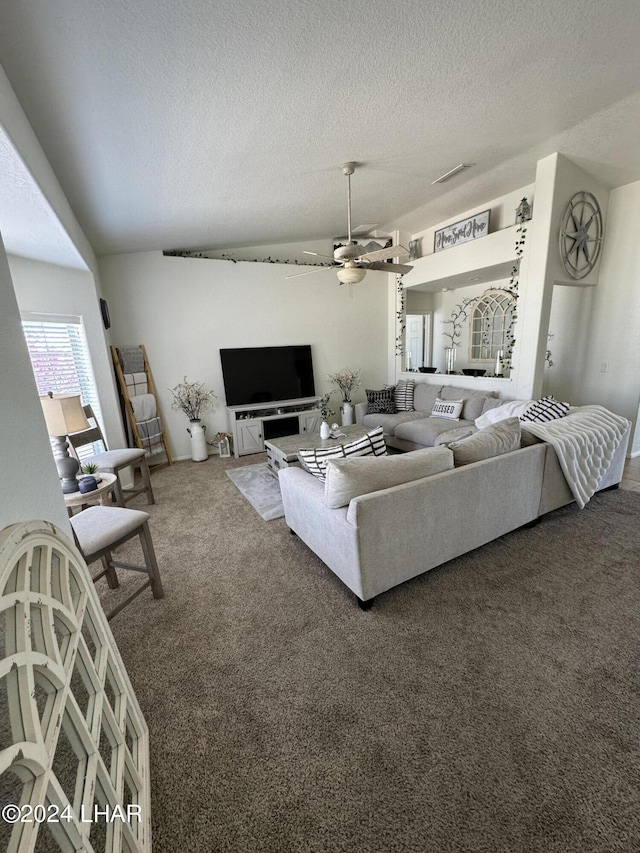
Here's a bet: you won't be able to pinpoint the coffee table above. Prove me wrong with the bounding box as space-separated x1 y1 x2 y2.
264 425 372 474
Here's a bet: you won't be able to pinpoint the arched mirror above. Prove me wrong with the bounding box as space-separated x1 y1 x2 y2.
469 289 515 362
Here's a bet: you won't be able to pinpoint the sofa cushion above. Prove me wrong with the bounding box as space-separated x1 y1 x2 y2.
395 416 476 446
520 396 570 423
440 385 496 421
362 410 426 434
298 426 386 480
435 425 477 446
324 446 454 509
393 378 415 411
365 388 395 414
413 383 443 414
431 397 463 420
448 417 521 467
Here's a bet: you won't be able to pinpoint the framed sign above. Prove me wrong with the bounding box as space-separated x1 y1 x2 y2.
434 209 490 253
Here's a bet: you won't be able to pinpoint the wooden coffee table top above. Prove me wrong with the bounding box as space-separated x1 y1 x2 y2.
264 424 371 462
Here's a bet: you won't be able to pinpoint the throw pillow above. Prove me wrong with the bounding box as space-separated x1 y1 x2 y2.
394 379 415 412
448 417 521 467
365 388 395 415
520 396 570 423
324 446 454 509
431 397 463 421
298 426 387 481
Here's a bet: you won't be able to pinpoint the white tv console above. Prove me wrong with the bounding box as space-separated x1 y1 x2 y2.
226 396 322 458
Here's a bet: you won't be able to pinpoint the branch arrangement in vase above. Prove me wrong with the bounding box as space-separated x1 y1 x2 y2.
327 368 361 403
169 377 216 421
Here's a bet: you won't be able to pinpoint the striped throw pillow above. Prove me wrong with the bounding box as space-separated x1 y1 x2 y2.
298 427 387 480
394 379 415 412
520 396 569 423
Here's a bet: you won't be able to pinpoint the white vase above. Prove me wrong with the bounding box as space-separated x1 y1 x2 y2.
320 421 331 439
187 419 208 461
341 402 354 426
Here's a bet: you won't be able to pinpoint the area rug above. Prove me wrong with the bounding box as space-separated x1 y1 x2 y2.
226 462 284 520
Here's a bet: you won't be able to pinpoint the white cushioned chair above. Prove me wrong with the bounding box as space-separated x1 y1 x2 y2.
67 405 155 507
70 505 164 620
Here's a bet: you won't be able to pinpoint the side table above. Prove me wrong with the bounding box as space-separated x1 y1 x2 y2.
64 473 118 516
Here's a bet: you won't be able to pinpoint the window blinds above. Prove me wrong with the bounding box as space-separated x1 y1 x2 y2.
22 314 103 458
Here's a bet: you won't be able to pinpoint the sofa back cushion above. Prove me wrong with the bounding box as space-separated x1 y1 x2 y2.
324 446 454 509
413 383 443 414
298 426 386 480
448 417 521 467
440 385 496 421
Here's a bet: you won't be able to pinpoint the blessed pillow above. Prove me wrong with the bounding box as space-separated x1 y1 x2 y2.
394 379 415 412
448 417 521 467
431 397 463 421
366 388 395 414
324 446 454 509
298 426 386 480
520 396 570 423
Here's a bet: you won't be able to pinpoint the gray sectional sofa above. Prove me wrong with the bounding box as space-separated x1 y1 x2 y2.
355 382 499 450
279 416 630 609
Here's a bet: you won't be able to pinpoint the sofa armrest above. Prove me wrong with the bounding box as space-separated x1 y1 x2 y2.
355 402 368 424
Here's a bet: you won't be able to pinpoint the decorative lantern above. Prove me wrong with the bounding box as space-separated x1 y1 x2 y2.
516 197 532 224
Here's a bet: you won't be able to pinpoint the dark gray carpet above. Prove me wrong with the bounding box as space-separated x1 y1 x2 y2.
101 457 640 853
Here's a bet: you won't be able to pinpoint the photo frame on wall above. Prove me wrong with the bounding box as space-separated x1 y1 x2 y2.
434 210 490 253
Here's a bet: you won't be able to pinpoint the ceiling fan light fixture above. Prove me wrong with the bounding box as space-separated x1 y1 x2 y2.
337 266 366 285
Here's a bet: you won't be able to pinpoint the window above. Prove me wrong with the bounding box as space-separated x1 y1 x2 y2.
22 313 104 458
469 290 515 361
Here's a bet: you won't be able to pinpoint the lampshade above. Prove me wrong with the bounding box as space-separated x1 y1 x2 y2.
40 394 89 437
337 266 366 285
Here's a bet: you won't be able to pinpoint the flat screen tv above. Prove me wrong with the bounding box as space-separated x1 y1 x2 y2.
220 345 315 407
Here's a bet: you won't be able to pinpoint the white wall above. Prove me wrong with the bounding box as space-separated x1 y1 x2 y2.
573 180 640 446
0 235 71 533
98 252 390 459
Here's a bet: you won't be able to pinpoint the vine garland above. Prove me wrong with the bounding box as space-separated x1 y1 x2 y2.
395 275 406 356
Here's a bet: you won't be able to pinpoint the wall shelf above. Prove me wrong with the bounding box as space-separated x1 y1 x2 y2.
401 225 521 292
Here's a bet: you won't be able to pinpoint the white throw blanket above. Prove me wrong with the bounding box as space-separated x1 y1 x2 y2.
520 405 630 508
131 392 157 422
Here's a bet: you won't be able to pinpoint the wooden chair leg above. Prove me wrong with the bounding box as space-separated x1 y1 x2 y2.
112 476 127 508
139 456 155 505
102 552 120 589
139 522 164 599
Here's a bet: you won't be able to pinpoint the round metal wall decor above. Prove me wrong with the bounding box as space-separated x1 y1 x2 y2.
559 191 603 279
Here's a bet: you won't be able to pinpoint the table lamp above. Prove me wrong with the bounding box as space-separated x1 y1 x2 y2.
40 393 90 493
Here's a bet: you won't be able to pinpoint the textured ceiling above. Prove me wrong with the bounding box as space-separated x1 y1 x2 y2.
0 0 639 261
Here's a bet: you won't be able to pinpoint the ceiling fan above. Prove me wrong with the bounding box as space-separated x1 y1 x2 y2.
287 162 413 284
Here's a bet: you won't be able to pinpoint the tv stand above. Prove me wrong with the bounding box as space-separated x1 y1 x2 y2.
226 397 322 457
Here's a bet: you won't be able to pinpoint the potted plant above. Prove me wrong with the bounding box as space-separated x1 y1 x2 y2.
170 377 216 461
327 367 361 425
318 393 334 439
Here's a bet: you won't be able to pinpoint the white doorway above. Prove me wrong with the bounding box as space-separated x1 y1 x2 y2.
405 314 432 370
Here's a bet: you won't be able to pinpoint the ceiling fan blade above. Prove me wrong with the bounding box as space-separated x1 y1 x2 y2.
359 244 409 263
303 250 341 263
285 266 335 280
367 261 414 274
